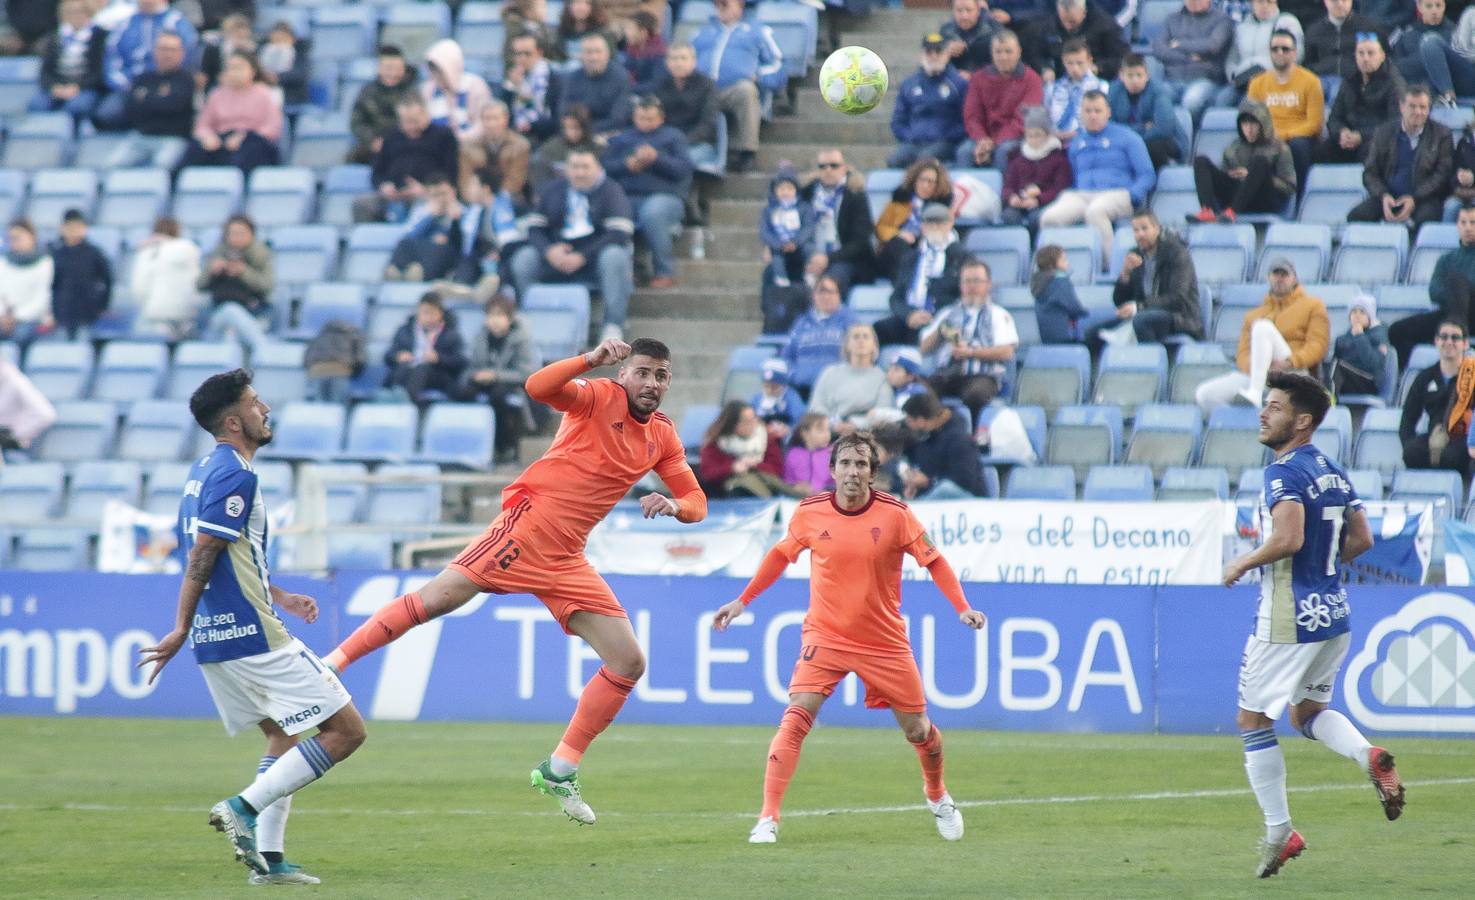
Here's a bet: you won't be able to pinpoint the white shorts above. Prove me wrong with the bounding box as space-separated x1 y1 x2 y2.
200 638 352 737
1237 632 1351 720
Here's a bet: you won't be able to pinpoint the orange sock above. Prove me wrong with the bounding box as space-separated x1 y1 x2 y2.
325 592 428 672
553 666 637 766
911 724 946 803
761 705 814 821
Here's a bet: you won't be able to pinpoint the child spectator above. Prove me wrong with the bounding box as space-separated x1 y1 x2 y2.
1045 39 1104 140
783 412 835 494
862 347 934 427
385 292 469 405
258 20 311 109
623 10 668 92
1332 293 1391 396
759 168 816 288
1108 52 1185 169
752 358 806 429
1031 244 1088 342
385 173 475 284
1001 106 1071 230
49 209 112 341
0 219 56 347
459 295 538 464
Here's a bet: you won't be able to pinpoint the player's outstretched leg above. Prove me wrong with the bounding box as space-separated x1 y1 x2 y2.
325 569 481 672
1294 704 1404 821
245 723 322 885
531 612 642 825
1239 710 1298 877
751 701 819 843
211 706 366 874
897 713 962 841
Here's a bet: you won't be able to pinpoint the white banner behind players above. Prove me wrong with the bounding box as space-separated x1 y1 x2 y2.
585 499 1225 585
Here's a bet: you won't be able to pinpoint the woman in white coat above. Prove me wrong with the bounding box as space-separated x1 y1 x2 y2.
130 216 203 339
0 219 57 348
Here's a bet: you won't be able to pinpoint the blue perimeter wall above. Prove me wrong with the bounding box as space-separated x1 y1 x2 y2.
0 573 1470 738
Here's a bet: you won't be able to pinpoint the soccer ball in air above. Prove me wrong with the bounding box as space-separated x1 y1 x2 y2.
818 46 889 116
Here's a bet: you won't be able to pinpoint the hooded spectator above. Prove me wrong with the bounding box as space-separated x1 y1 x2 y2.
422 39 495 144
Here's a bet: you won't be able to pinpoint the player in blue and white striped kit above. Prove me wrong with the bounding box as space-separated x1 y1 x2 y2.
1222 371 1406 879
138 369 367 884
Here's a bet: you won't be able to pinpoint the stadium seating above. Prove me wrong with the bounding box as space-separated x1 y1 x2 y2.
1081 464 1154 501
1348 468 1385 501
2 113 71 170
0 168 24 223
1257 223 1331 281
311 5 379 62
522 307 584 361
173 167 244 229
366 463 443 530
328 532 396 569
722 345 771 404
965 227 1030 287
1391 469 1463 518
143 461 193 515
1352 407 1404 478
1092 344 1167 416
978 403 1046 464
22 341 94 400
252 341 310 403
301 462 370 524
1192 108 1239 165
258 402 347 462
1006 465 1076 500
1186 223 1254 285
12 527 91 570
1198 404 1267 471
1035 226 1099 286
1150 165 1198 225
1169 342 1233 404
295 282 370 337
1013 345 1089 414
320 165 373 227
247 167 317 226
381 3 453 62
417 403 496 469
34 401 117 462
94 342 168 403
1312 404 1354 463
848 284 891 326
289 113 354 171
1332 224 1408 286
679 404 721 458
1046 404 1122 479
166 341 245 400
1125 403 1202 478
255 460 295 510
1158 466 1229 501
0 56 41 115
523 284 592 345
1297 165 1364 227
97 168 170 228
340 403 419 463
0 462 66 524
343 224 403 283
64 461 143 526
1408 224 1458 284
27 168 99 225
118 400 194 462
270 224 340 286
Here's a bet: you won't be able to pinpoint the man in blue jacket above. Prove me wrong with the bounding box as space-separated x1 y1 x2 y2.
1108 53 1186 169
692 0 785 172
603 96 694 290
557 33 632 138
1039 90 1155 272
890 34 971 168
510 146 636 341
93 0 197 131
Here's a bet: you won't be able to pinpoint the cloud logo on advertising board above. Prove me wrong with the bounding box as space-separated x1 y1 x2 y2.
1345 592 1475 734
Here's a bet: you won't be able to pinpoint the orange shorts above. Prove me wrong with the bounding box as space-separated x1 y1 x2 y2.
447 493 627 633
787 644 927 713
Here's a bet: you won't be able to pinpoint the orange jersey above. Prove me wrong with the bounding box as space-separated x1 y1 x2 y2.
507 364 702 554
773 491 942 657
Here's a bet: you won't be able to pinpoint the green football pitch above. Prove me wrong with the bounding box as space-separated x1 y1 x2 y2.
2 717 1471 898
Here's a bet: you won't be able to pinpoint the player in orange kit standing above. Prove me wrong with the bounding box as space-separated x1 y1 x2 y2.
713 431 986 845
325 337 707 824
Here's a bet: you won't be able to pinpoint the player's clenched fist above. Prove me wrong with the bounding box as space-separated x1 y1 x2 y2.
959 609 986 629
639 492 680 518
583 338 631 369
712 599 747 631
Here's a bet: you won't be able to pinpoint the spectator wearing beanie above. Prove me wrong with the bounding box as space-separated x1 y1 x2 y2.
1001 106 1071 232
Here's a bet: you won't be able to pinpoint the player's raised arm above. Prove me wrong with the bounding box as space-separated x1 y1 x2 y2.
138 532 226 683
524 338 631 411
713 544 793 630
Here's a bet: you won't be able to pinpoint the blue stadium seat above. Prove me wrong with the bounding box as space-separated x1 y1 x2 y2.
1298 164 1364 227
22 340 94 400
301 462 370 524
327 532 395 569
255 460 295 510
1036 226 1099 285
758 3 817 81
1408 223 1458 284
1046 404 1122 478
319 165 373 228
1348 468 1385 501
255 4 311 36
949 168 1004 226
1125 403 1202 477
1332 223 1408 285
342 223 403 283
1199 403 1267 471
1212 304 1249 350
1192 107 1238 163
1302 282 1362 314
1081 464 1155 501
1310 404 1353 463
1158 466 1229 501
94 341 168 402
71 132 133 169
289 113 354 171
339 403 419 463
1151 165 1198 224
1391 469 1463 518
1186 223 1254 284
143 461 193 515
296 282 369 337
1092 344 1167 415
0 56 41 115
0 462 66 524
166 341 244 400
417 403 495 468
26 168 99 224
1353 407 1405 479
381 3 453 62
864 169 903 220
1236 466 1265 499
1376 284 1432 325
118 400 193 462
1398 344 1441 407
1169 342 1233 404
965 227 1031 286
173 167 243 229
522 306 583 360
976 403 1046 464
721 345 774 403
34 400 117 462
13 527 91 570
269 224 340 286
252 341 309 403
1012 344 1088 414
1 113 72 169
258 402 347 461
1137 0 1178 45
0 168 25 223
247 166 316 226
1006 465 1076 500
367 463 443 529
97 168 170 228
456 2 507 52
848 283 891 326
524 284 592 340
311 5 379 61
678 403 721 456
1336 340 1399 408
369 302 413 344
65 460 143 525
1257 222 1331 281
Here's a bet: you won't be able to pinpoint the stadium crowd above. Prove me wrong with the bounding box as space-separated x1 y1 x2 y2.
5 0 1475 566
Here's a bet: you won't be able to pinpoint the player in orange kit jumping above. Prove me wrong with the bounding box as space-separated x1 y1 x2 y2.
713 431 986 845
325 337 707 824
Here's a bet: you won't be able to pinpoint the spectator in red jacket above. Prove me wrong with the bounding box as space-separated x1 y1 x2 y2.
697 400 799 498
1001 106 1071 231
958 29 1044 168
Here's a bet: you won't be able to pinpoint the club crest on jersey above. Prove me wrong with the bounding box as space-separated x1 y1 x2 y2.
871 527 881 544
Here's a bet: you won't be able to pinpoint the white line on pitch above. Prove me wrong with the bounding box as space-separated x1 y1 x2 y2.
2 777 1470 821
